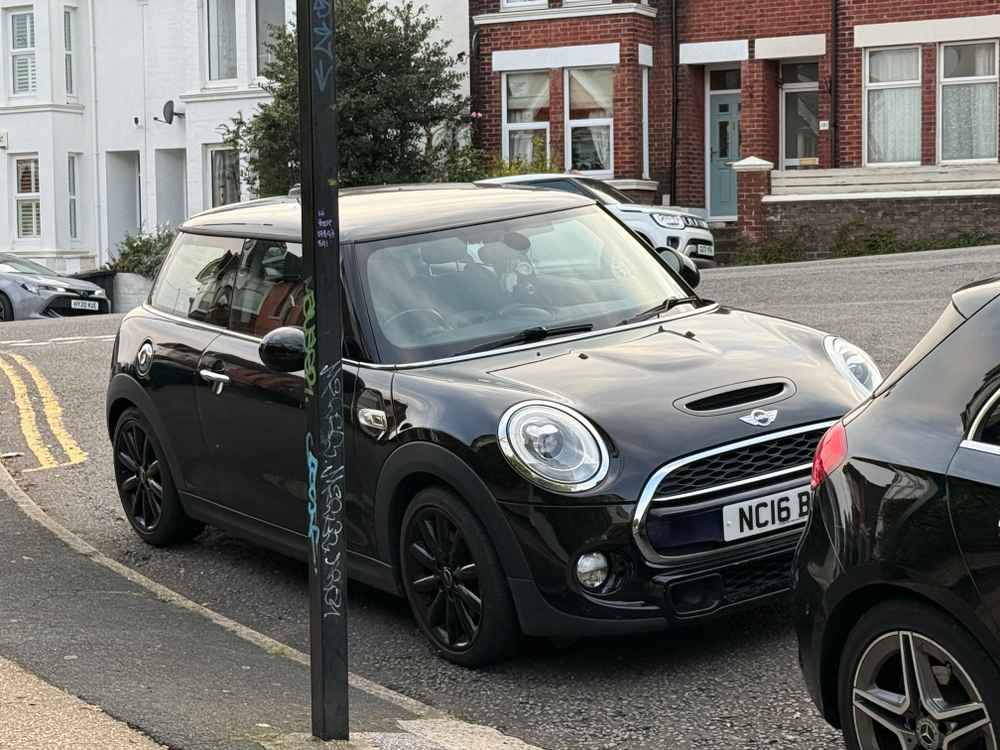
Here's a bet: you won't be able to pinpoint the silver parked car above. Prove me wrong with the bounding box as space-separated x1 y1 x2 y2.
0 253 109 321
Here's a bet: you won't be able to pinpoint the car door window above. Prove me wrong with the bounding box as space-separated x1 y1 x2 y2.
230 239 305 337
977 396 1000 445
150 233 242 326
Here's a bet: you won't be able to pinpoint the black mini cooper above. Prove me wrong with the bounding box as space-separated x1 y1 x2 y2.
107 184 876 665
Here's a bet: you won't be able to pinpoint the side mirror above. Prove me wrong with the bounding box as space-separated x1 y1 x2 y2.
260 326 306 373
656 247 701 289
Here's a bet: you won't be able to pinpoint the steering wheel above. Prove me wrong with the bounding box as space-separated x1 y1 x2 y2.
383 308 449 334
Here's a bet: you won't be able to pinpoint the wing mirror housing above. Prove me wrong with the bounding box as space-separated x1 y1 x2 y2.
656 247 701 289
260 326 306 373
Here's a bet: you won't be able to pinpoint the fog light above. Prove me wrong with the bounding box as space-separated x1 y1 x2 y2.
575 552 610 590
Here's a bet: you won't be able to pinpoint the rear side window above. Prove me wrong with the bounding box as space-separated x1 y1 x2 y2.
976 394 1000 445
230 239 305 337
150 233 243 325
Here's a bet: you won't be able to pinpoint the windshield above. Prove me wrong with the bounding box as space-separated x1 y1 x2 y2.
0 254 58 275
358 205 692 364
577 178 635 205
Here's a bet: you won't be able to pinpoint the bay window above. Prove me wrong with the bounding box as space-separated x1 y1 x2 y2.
208 0 238 81
64 8 75 96
10 11 36 95
256 0 285 73
865 47 921 165
68 155 79 241
16 157 41 239
209 147 240 207
503 71 550 164
939 41 998 162
566 68 614 174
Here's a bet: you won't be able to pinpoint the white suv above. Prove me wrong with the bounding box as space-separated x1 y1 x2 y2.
478 174 715 260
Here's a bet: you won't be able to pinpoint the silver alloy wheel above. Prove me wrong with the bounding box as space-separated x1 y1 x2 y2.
853 631 997 750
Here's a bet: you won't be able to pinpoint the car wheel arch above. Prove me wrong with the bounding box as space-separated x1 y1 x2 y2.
374 441 532 587
820 582 999 728
106 374 186 495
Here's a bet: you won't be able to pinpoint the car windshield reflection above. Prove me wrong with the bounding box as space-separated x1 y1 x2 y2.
359 205 690 364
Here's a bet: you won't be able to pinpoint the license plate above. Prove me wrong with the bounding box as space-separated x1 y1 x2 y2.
695 244 715 257
722 485 811 542
70 299 99 311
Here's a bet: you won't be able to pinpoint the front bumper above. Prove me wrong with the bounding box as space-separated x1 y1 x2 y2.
499 499 799 637
21 291 109 319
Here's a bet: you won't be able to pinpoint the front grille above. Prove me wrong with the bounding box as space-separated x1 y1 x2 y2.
655 427 826 501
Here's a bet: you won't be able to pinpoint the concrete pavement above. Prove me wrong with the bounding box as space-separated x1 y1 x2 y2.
0 657 165 750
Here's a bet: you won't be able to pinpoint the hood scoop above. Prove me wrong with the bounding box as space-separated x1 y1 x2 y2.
676 378 795 416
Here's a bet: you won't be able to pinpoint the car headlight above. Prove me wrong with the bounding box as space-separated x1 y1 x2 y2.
651 213 685 229
498 401 610 493
92 288 107 298
21 282 68 295
825 336 884 399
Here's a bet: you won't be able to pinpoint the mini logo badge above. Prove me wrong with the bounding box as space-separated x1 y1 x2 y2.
740 409 778 427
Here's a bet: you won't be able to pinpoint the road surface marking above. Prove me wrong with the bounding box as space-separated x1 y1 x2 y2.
0 354 58 470
8 352 87 467
0 334 115 348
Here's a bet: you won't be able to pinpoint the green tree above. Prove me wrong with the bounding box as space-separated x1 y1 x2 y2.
221 0 470 196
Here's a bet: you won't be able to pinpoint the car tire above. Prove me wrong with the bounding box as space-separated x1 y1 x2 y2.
112 407 203 546
0 293 13 322
400 486 520 667
838 599 1000 750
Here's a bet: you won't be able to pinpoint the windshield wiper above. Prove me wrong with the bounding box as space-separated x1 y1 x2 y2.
619 296 702 326
457 323 594 356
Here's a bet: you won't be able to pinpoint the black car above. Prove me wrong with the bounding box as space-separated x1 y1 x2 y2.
795 276 1000 749
107 184 876 666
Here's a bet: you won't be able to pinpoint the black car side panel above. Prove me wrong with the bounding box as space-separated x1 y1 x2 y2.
109 311 219 497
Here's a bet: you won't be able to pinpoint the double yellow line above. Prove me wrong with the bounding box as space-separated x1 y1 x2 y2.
0 351 87 471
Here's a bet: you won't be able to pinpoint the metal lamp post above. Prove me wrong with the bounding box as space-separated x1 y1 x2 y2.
296 0 350 741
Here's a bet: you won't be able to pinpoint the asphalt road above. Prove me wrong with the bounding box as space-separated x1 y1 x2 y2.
2 246 999 750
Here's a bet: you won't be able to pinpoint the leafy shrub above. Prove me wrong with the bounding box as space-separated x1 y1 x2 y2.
742 228 810 265
107 226 175 279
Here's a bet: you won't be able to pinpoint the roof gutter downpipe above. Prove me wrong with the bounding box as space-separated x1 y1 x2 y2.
669 0 679 206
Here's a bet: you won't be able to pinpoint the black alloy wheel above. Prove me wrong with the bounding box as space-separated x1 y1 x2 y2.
840 601 1000 750
400 486 519 667
113 408 202 546
0 293 12 322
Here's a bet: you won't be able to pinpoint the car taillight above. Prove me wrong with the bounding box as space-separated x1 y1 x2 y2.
811 422 847 490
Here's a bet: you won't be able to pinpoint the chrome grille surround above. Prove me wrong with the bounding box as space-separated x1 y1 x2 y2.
632 421 837 566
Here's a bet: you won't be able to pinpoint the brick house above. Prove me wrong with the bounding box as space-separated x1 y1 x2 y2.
470 0 1000 254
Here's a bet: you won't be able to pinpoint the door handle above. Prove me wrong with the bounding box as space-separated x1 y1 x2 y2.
199 368 230 395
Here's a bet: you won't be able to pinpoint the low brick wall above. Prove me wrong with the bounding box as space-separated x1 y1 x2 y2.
763 195 1000 260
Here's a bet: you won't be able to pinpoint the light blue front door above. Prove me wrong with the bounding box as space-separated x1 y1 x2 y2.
709 93 740 218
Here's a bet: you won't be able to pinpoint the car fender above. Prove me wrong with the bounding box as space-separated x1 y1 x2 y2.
106 372 186 492
374 441 531 581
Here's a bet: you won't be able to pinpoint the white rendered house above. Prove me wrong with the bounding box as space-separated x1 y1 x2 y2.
0 0 468 273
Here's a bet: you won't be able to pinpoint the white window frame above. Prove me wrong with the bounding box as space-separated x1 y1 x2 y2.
863 45 922 168
937 39 1000 165
501 71 550 164
9 9 37 96
779 60 820 170
500 0 546 10
63 7 76 98
252 0 285 81
15 156 41 240
564 67 615 177
68 154 79 241
205 144 241 208
205 0 239 83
